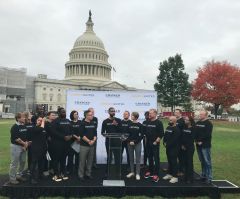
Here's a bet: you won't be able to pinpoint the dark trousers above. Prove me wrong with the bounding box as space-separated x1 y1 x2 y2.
27 146 32 170
44 141 53 172
51 142 68 176
166 147 178 177
183 146 194 181
147 142 160 176
143 137 148 166
178 148 185 173
121 141 130 166
30 151 46 180
93 140 97 166
67 147 79 173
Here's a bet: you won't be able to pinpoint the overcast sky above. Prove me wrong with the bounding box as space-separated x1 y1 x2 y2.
0 0 240 90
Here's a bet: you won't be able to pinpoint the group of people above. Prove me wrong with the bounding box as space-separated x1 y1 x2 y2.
9 106 213 186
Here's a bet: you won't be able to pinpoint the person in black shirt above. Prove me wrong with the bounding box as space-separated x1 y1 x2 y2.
195 110 213 184
163 116 181 184
126 112 143 181
101 107 122 176
9 112 29 184
88 108 98 169
66 110 81 174
24 112 34 175
181 116 195 183
77 110 97 181
144 109 164 183
175 109 185 176
142 111 149 168
121 111 131 170
44 111 57 175
51 108 72 182
29 116 48 184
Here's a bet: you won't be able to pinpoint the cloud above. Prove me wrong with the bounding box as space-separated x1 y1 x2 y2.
0 0 240 90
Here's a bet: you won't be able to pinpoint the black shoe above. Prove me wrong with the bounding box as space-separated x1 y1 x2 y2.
92 164 99 169
30 179 38 184
202 179 212 185
85 175 93 180
195 176 206 181
78 177 84 182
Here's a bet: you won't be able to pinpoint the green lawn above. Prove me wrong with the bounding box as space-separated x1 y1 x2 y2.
0 119 240 199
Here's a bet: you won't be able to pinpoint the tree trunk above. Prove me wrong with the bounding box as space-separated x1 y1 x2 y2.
214 104 220 119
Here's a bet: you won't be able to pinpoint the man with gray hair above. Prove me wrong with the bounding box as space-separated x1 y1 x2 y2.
195 110 213 184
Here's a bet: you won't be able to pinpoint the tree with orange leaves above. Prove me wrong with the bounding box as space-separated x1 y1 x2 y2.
192 60 240 119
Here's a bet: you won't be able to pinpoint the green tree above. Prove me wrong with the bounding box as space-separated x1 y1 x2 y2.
154 54 191 113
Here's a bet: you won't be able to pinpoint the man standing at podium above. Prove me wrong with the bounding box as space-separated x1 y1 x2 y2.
101 107 122 177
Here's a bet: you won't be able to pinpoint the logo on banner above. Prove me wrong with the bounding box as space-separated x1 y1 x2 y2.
74 101 91 105
135 102 151 106
105 93 120 98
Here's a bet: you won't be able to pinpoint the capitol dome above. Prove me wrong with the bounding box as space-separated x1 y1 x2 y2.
65 11 112 82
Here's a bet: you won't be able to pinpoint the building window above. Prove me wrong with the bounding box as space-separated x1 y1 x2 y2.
57 94 61 101
49 106 52 111
42 93 47 101
50 88 53 91
58 89 61 92
49 94 53 102
43 87 46 91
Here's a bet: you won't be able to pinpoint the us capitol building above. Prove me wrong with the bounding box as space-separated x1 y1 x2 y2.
0 11 137 114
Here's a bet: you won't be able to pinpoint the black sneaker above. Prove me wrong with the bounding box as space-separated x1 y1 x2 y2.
85 175 93 180
30 179 38 184
78 177 84 182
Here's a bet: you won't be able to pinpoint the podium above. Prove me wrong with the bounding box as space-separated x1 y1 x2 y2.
103 133 126 187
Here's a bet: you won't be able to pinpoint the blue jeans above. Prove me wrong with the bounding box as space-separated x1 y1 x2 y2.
196 146 212 181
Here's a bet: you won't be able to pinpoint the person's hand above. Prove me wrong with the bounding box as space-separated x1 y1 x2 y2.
112 120 118 126
73 135 81 141
197 142 202 146
130 141 135 146
64 135 71 141
89 140 94 146
28 141 32 146
182 145 186 150
153 141 157 145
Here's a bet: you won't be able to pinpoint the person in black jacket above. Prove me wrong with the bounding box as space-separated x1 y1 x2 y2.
181 116 195 183
126 112 143 181
44 111 57 175
163 116 181 184
121 111 131 170
29 116 48 184
24 112 34 175
101 107 122 176
66 110 81 174
175 109 185 176
51 108 72 182
195 110 213 184
9 112 29 185
144 109 164 183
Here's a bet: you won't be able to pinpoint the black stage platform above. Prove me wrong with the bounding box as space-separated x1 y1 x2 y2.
0 164 239 199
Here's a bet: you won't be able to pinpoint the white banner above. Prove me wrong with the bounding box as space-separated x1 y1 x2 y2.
66 90 157 164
